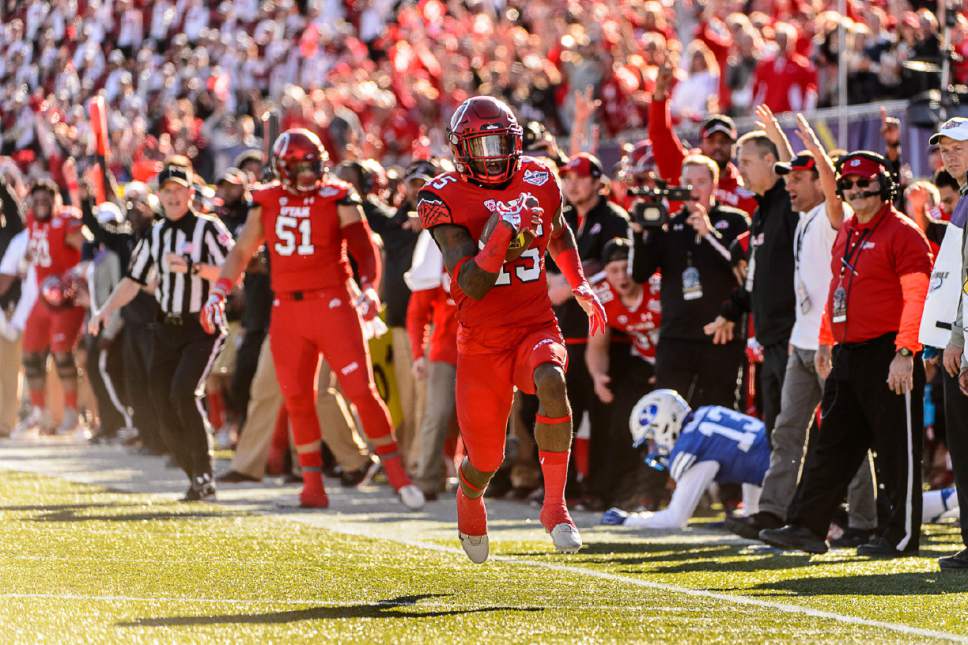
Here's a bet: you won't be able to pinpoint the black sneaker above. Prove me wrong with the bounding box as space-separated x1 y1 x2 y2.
939 548 968 570
725 511 783 540
829 527 873 548
857 536 917 558
759 525 829 554
182 474 216 502
216 470 261 484
340 456 380 488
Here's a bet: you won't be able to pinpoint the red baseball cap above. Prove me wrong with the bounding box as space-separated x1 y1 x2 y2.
839 153 884 179
561 153 604 178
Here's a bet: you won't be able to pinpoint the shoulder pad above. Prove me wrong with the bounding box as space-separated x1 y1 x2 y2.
416 189 453 229
519 157 554 187
422 172 462 196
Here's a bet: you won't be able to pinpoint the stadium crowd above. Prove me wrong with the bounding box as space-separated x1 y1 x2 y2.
1 0 968 568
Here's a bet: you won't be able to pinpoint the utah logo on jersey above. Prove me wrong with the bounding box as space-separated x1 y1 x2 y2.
483 192 536 220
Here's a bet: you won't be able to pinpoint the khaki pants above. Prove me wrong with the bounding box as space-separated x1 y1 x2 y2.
230 337 369 478
391 327 425 470
0 335 21 435
412 361 457 494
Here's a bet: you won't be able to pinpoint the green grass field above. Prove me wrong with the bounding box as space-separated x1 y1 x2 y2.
2 465 968 642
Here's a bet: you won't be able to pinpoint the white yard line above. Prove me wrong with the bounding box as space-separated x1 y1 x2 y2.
1 443 966 643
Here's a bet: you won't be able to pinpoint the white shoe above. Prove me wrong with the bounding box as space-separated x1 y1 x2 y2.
549 523 583 553
56 409 80 435
215 426 233 450
459 532 489 564
11 408 44 440
398 484 426 510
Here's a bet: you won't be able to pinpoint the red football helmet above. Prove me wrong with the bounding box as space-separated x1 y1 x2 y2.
622 140 657 186
447 96 523 186
271 128 329 193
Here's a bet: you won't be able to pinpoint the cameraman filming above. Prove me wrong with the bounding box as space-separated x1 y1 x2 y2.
630 155 749 407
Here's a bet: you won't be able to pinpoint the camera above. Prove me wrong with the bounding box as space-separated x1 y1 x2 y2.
629 182 694 228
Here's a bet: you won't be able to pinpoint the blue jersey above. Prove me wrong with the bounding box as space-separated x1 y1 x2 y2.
667 406 770 486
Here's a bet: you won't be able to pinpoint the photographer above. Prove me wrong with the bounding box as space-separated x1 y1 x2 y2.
630 155 749 408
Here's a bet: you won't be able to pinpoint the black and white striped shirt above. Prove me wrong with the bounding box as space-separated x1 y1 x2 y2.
127 210 234 314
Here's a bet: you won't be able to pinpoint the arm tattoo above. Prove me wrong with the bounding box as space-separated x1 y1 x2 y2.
431 224 500 300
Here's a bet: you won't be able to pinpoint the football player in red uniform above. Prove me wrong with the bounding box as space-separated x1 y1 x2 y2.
0 179 85 436
418 96 607 563
200 129 424 511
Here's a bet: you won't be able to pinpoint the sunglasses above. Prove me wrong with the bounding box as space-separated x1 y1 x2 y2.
838 177 874 192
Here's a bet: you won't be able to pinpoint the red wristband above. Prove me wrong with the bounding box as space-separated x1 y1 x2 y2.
475 223 513 273
555 247 586 290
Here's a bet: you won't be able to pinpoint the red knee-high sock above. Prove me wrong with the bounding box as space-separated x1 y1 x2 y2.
207 391 224 429
266 406 289 476
29 388 45 408
375 443 412 490
538 448 573 532
457 467 487 536
296 449 328 508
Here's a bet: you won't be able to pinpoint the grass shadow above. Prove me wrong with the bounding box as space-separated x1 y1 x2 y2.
117 593 544 626
750 571 968 596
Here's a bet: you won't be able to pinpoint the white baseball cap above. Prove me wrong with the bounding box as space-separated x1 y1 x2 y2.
929 117 968 145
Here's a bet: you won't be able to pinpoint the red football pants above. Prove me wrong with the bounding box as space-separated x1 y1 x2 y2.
456 323 567 472
23 302 85 353
268 287 394 451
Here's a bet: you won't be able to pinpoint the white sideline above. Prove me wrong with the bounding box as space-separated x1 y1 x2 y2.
1 444 966 643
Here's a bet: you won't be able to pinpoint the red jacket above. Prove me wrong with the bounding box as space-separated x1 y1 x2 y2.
751 54 817 114
647 97 758 216
406 286 458 365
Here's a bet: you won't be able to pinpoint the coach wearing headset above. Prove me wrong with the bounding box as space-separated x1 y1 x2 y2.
761 151 933 558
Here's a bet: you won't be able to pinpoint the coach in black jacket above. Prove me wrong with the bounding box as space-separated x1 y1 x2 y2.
706 132 798 432
631 154 749 407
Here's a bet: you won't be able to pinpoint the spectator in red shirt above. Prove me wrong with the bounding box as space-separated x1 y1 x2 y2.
752 22 818 114
649 64 758 216
762 151 932 558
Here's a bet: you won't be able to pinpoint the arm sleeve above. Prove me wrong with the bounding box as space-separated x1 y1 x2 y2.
126 235 155 285
625 461 720 530
416 189 454 230
647 97 687 184
720 285 750 321
342 218 382 286
406 288 435 361
204 218 234 267
897 272 929 352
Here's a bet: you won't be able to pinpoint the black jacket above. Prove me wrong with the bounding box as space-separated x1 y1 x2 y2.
0 177 23 312
631 203 749 342
81 196 160 326
551 195 630 340
365 197 418 328
720 178 798 347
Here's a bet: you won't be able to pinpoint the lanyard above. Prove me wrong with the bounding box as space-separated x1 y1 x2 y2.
838 212 885 279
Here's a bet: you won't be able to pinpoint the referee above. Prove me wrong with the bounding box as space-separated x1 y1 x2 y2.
90 166 234 501
761 151 932 557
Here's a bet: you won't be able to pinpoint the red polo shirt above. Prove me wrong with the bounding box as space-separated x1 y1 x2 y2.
824 203 932 348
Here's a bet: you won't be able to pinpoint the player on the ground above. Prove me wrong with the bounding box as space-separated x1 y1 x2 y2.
0 179 86 437
603 389 958 531
601 389 768 529
200 128 424 511
419 96 607 563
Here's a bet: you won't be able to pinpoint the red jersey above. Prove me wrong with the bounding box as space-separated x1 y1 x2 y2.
825 204 932 346
591 271 662 362
418 157 562 353
25 207 82 284
253 179 360 294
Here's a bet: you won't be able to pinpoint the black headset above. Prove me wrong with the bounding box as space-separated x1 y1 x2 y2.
834 150 897 202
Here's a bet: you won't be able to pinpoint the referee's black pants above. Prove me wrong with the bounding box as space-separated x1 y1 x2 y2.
123 322 164 452
654 337 743 409
789 334 924 552
942 367 968 547
149 315 225 481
